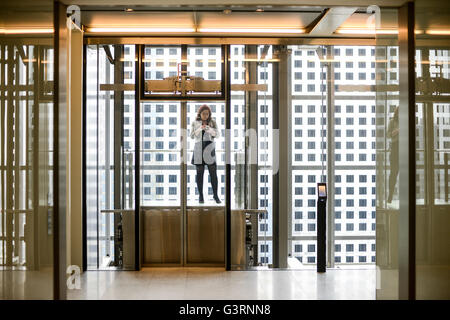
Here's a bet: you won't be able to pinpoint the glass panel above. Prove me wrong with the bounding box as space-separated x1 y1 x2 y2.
140 102 181 206
186 45 223 97
143 45 223 98
257 45 273 267
0 0 54 299
86 45 98 269
142 45 182 97
230 45 246 210
86 44 136 270
375 10 400 298
415 0 450 298
288 45 377 268
187 102 224 205
333 45 377 266
290 45 326 268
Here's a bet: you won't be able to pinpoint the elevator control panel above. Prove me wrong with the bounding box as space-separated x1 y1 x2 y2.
318 183 327 200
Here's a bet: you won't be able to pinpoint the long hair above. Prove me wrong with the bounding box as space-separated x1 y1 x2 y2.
196 104 212 123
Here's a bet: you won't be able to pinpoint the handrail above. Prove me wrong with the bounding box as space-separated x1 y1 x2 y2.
3 209 34 214
100 209 135 214
231 209 268 215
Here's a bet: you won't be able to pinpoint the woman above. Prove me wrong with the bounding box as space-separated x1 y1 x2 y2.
190 104 221 204
387 106 399 204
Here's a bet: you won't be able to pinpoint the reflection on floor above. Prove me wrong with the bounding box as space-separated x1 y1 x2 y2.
67 267 376 300
0 268 54 300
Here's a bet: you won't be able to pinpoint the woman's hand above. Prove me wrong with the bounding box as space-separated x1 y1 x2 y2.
392 128 399 137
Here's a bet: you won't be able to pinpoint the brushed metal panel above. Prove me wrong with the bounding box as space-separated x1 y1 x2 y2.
143 208 181 264
122 212 135 269
186 207 224 264
231 211 246 267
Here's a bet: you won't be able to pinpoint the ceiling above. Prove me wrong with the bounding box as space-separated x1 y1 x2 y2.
1 1 448 39
60 0 407 7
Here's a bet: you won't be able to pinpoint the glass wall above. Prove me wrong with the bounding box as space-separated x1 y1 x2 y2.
289 45 377 268
85 44 136 270
375 34 400 299
0 0 54 299
140 102 181 207
415 0 450 299
187 102 225 206
376 1 450 299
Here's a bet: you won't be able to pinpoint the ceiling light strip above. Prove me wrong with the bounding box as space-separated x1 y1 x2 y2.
198 28 305 34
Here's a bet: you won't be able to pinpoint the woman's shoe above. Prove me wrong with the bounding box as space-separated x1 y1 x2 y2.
199 194 204 204
213 195 221 204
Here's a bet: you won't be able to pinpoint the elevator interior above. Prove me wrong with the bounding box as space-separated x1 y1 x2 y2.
79 7 398 272
84 43 274 270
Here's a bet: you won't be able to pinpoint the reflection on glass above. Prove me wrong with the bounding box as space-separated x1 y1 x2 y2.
414 1 450 297
376 38 400 299
0 0 54 299
387 106 399 204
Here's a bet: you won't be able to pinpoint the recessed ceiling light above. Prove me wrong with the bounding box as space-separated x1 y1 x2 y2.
256 8 264 12
198 28 305 34
86 27 196 33
125 8 134 12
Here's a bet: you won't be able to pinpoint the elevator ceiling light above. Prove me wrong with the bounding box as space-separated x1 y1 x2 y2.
0 28 54 34
426 29 450 35
86 27 196 33
336 28 424 35
335 28 397 35
198 28 305 34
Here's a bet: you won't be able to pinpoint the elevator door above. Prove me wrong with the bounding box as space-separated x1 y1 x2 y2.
140 45 225 266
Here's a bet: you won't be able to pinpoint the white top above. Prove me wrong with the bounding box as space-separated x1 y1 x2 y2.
190 118 220 143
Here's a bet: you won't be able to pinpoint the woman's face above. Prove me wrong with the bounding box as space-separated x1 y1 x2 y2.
200 109 210 121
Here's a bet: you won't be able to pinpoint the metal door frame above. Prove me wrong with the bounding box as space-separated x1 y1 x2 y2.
136 44 229 268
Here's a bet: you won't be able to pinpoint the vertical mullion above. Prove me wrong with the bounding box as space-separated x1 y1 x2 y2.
181 45 187 266
96 44 99 270
104 47 111 259
82 43 87 272
134 44 141 270
25 45 31 269
273 45 290 269
225 44 231 271
326 45 335 269
14 49 20 262
6 43 14 267
31 45 40 271
1 44 5 267
398 0 416 300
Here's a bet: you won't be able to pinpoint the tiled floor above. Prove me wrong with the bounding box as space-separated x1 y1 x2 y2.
67 267 376 300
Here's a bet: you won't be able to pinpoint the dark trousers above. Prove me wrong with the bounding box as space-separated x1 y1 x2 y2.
196 164 219 198
388 141 399 202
